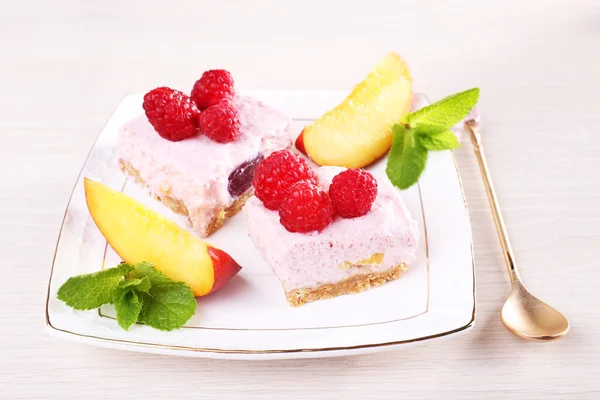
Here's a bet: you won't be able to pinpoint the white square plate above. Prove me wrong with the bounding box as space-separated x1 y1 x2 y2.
46 90 475 359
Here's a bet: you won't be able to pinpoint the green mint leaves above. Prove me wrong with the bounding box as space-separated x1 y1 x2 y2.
130 261 198 331
387 124 429 191
402 88 480 129
386 88 479 189
137 283 198 331
418 129 461 151
113 288 142 331
57 262 196 331
57 263 134 310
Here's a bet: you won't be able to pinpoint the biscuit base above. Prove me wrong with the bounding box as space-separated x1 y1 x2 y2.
285 263 408 306
119 159 252 237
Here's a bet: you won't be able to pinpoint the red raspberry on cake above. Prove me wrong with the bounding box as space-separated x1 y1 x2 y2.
279 181 334 233
191 69 235 110
198 100 241 143
252 150 317 210
329 169 378 218
143 87 200 142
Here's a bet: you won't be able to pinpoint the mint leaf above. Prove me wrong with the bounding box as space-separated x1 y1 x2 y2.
129 261 172 286
389 123 406 157
137 282 197 331
386 124 428 190
128 262 197 331
386 88 480 189
113 288 142 331
119 276 151 293
57 264 133 310
404 88 479 129
58 261 197 332
417 129 460 150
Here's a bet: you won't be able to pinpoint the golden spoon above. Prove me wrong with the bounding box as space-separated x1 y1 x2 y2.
465 120 570 340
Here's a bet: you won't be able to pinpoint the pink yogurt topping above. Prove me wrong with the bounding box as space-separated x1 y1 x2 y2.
118 95 292 237
244 166 419 291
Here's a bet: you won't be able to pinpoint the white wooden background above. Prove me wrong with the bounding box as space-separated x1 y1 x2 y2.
1 0 599 398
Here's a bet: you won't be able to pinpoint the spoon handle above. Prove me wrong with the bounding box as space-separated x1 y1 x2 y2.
465 121 520 284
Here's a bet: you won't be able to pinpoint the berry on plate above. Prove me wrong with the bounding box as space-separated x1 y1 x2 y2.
252 150 316 210
143 87 200 142
278 181 334 233
329 169 378 218
198 100 241 143
191 69 235 110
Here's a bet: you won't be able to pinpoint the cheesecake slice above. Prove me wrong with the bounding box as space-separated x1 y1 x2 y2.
118 95 292 238
244 166 419 306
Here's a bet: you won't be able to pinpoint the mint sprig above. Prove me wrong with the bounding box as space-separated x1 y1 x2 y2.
57 262 196 331
386 88 479 189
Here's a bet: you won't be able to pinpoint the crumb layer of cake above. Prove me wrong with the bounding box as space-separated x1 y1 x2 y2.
118 95 291 237
244 166 419 302
286 263 407 306
119 159 254 237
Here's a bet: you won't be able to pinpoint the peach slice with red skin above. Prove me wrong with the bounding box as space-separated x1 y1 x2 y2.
83 178 241 296
297 52 413 168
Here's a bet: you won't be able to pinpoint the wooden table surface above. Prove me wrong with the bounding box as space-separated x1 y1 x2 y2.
1 0 599 398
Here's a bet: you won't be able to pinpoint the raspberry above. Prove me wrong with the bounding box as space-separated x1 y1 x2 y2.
329 169 378 218
191 69 235 110
143 87 199 142
252 150 316 210
198 100 240 143
279 182 334 233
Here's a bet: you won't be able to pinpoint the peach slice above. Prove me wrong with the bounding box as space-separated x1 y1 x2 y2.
84 178 241 296
298 52 413 168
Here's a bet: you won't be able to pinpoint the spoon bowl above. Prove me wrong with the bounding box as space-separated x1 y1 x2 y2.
501 282 570 340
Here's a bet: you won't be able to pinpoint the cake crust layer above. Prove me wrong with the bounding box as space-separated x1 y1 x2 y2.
119 159 252 237
285 263 407 306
